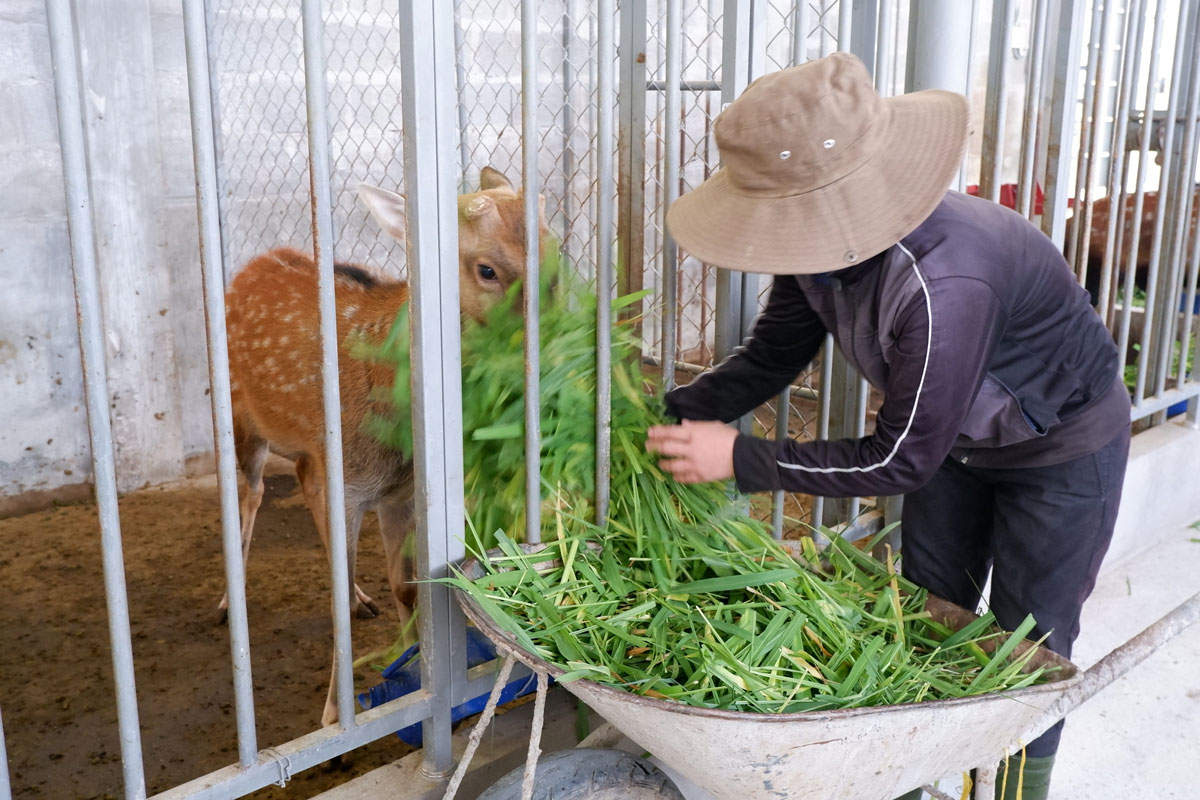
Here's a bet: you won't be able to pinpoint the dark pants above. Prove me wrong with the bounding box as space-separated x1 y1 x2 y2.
900 428 1130 758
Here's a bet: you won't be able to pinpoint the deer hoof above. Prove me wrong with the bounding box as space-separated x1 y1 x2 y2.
356 600 382 619
214 606 229 626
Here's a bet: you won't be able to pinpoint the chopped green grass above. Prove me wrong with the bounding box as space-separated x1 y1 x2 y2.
360 263 1056 711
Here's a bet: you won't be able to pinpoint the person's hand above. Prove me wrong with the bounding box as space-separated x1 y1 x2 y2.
645 419 738 484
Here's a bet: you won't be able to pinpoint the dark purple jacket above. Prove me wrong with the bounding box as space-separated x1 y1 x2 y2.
665 191 1131 497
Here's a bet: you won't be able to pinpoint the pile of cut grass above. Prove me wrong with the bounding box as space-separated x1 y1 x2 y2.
362 270 1054 711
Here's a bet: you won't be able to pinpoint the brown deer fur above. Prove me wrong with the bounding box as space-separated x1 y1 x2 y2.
1067 186 1200 304
222 167 546 725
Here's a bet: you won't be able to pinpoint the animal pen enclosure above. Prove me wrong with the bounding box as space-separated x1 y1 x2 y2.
2 0 1199 797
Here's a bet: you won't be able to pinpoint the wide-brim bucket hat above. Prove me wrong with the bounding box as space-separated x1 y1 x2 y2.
666 52 969 275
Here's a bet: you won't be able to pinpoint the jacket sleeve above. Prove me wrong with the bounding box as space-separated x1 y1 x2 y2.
665 276 827 423
732 275 1007 497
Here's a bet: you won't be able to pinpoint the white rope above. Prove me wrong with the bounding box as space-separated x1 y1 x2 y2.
520 670 550 800
440 655 517 800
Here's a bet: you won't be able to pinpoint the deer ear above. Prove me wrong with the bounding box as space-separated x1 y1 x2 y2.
460 194 496 221
479 166 514 192
358 183 407 244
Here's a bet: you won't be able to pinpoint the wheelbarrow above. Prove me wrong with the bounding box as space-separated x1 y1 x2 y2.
450 545 1200 800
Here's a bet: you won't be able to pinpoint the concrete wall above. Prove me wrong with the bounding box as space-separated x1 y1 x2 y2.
0 0 582 509
1107 418 1200 567
1 0 213 509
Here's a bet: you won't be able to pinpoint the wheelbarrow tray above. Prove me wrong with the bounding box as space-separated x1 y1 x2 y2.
454 552 1082 800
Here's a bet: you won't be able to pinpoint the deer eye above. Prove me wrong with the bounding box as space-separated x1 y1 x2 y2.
477 264 498 282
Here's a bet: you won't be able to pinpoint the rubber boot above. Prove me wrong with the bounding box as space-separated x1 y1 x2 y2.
995 754 1055 800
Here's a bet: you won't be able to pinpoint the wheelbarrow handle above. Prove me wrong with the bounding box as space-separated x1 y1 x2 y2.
1041 589 1200 732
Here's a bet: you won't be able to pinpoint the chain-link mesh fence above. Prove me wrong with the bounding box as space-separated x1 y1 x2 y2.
206 0 881 537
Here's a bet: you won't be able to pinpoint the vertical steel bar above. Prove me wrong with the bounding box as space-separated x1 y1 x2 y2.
771 387 790 540
453 0 471 194
1040 0 1086 244
0 710 10 800
562 0 577 253
522 0 543 545
1068 0 1117 282
838 0 854 52
299 0 361 731
874 0 895 98
1170 3 1200 391
202 0 233 279
397 0 465 775
1016 0 1050 219
301 0 356 729
848 0 878 70
715 0 751 364
1097 0 1146 324
617 0 647 331
44 0 147 795
662 0 683 393
182 0 257 766
1065 0 1105 267
780 0 812 538
811 334 836 528
1146 0 1192 400
961 0 980 192
792 0 810 65
596 0 616 523
980 0 1015 202
1120 0 1167 401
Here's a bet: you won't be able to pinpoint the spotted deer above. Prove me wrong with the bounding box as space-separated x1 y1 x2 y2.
1067 185 1200 305
222 167 547 726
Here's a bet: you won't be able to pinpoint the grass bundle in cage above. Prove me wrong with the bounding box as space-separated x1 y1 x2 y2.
362 268 1054 711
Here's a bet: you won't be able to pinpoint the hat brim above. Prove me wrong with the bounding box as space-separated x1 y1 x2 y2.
665 89 969 275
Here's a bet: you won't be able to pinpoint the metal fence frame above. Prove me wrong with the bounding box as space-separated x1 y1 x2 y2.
17 0 1200 798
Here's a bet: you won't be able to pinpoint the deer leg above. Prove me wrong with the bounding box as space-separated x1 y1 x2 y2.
377 479 417 626
217 422 269 624
295 454 380 620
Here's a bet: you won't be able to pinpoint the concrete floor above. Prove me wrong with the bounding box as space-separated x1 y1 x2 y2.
1050 522 1200 799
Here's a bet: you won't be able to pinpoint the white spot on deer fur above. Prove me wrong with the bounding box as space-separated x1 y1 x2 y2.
261 336 273 347
341 305 359 318
279 384 297 393
278 335 290 345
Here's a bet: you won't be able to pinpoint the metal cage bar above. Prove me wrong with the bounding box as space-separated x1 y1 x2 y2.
596 0 616 523
1067 0 1118 283
44 0 148 796
397 0 467 776
300 0 356 729
1119 0 1168 403
0 711 9 800
181 0 257 767
980 0 1015 202
1096 0 1146 323
522 0 543 546
1016 0 1050 219
661 0 683 393
1171 3 1200 403
1144 0 1194 405
1041 0 1085 244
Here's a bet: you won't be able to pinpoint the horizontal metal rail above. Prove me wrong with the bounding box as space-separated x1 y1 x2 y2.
151 693 434 800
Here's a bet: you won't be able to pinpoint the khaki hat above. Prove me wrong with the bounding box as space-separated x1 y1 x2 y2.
666 52 968 275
